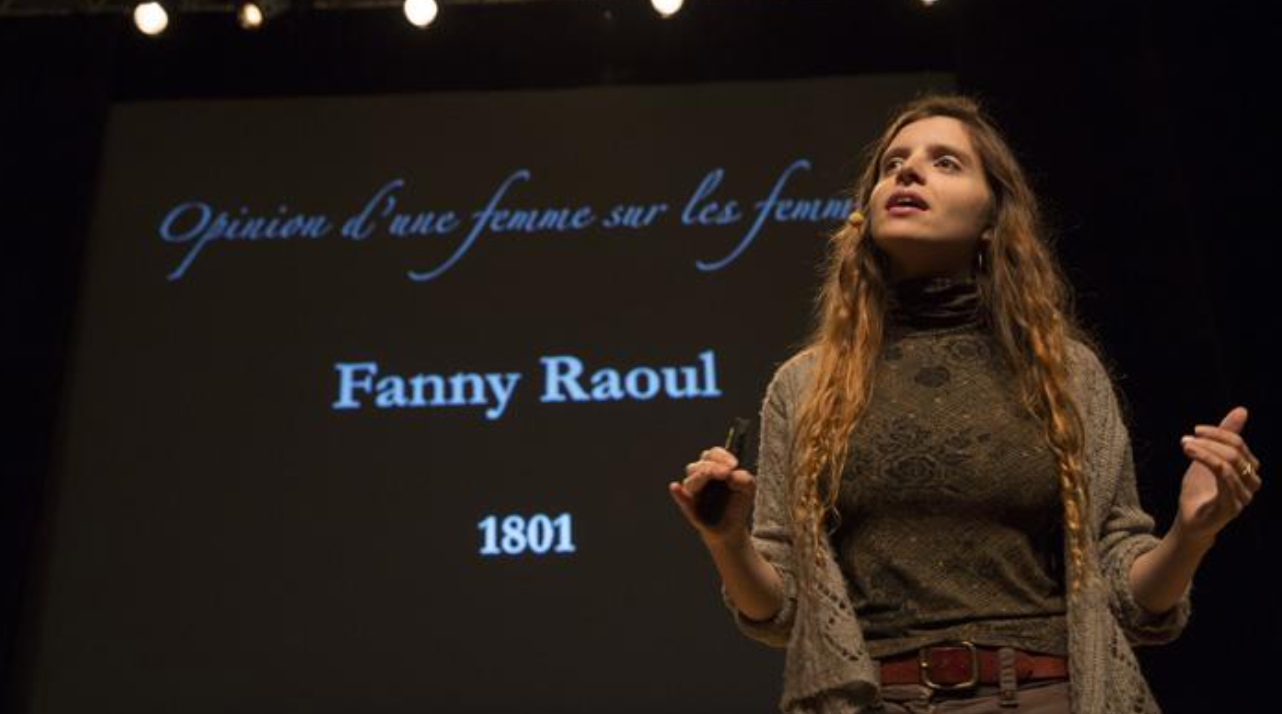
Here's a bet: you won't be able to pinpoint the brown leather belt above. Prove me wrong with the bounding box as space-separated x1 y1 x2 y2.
879 642 1068 690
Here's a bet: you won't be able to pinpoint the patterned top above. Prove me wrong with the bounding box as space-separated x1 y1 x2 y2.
832 275 1067 658
720 280 1193 714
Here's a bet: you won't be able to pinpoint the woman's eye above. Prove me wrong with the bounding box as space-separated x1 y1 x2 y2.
883 156 960 173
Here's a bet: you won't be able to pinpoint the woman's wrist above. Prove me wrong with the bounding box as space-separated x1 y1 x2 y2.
701 527 751 553
1167 518 1218 555
1129 520 1216 616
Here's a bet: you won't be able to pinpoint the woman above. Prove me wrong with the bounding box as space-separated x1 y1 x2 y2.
668 94 1262 714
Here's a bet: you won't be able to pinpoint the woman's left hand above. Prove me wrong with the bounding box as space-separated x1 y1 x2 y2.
1177 406 1262 542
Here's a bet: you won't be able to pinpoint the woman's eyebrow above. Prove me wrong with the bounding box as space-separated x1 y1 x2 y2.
883 143 974 164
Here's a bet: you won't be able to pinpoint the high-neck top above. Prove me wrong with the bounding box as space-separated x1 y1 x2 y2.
885 274 984 335
831 274 1068 658
720 338 1191 714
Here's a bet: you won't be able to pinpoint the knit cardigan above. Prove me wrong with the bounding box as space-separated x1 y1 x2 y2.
721 340 1192 714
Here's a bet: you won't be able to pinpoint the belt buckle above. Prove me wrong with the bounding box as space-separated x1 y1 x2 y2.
918 640 979 691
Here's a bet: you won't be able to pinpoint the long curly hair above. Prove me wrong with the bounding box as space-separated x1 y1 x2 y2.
789 93 1104 596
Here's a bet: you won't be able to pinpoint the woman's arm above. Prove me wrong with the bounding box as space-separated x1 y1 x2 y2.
668 357 801 646
1077 341 1193 645
716 359 804 646
1128 521 1214 616
1130 407 1260 615
703 530 785 622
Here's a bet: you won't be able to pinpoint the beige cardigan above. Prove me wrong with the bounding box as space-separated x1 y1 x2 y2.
721 341 1192 714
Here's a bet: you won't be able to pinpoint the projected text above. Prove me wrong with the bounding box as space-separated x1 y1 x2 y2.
332 349 722 420
478 513 576 557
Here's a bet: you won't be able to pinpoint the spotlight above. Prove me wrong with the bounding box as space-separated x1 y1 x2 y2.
132 2 169 36
237 1 290 31
651 0 684 17
403 0 439 28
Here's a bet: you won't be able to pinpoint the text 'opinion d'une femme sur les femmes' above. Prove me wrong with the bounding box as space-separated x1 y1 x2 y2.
157 160 853 282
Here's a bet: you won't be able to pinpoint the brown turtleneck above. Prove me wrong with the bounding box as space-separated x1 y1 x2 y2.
831 275 1069 658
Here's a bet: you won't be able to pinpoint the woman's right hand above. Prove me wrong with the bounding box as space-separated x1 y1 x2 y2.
668 446 756 546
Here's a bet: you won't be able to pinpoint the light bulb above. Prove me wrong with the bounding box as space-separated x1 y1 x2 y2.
238 3 265 30
133 2 169 36
652 0 684 18
404 0 439 28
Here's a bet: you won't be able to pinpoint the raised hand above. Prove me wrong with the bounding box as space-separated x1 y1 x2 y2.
668 446 756 545
1177 406 1263 541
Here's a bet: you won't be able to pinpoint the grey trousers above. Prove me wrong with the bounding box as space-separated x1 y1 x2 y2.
872 679 1071 713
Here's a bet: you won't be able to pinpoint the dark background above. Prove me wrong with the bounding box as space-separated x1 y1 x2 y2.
2 0 1276 712
13 70 950 713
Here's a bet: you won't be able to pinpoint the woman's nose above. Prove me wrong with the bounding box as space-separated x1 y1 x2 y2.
896 159 924 184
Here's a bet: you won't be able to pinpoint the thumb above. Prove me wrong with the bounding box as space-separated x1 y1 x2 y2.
668 482 700 525
1219 405 1249 433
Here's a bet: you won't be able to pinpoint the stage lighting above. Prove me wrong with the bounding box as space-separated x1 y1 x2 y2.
651 0 684 17
238 3 263 29
237 1 290 31
132 2 169 36
404 0 439 28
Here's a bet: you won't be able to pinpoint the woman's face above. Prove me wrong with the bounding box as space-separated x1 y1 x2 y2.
868 115 995 281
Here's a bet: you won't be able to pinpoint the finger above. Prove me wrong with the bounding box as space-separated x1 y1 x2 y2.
1217 406 1249 434
1243 466 1263 493
1193 425 1261 470
1184 435 1246 505
702 447 739 468
1185 441 1252 510
688 457 734 478
702 460 736 481
1187 437 1261 495
1192 424 1246 451
686 469 708 495
685 460 729 478
683 464 731 495
725 469 757 493
1214 467 1253 513
1184 436 1243 469
666 481 697 515
668 482 700 523
681 469 706 495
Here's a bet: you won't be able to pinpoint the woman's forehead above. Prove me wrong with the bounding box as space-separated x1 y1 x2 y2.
886 116 978 157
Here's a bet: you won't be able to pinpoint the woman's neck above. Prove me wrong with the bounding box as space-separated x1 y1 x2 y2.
885 273 984 333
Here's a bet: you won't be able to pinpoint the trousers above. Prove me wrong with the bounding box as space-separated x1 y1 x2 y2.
871 679 1070 713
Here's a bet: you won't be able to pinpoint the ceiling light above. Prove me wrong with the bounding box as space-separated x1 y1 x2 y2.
132 2 170 36
404 0 439 28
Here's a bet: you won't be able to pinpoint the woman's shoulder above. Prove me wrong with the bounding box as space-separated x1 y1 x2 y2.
1063 336 1123 400
767 348 819 398
1065 337 1106 381
1062 335 1135 446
